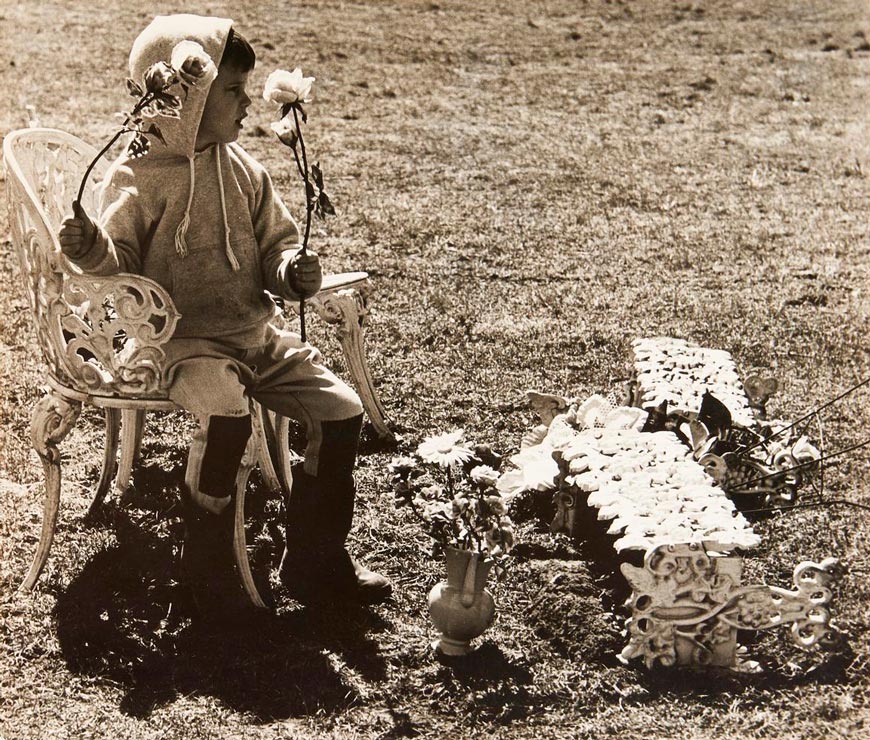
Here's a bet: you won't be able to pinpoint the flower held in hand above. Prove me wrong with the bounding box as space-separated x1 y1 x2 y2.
76 41 215 205
170 40 216 86
263 68 315 105
264 65 335 342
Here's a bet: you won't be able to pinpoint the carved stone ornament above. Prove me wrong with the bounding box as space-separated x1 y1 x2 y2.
620 543 839 670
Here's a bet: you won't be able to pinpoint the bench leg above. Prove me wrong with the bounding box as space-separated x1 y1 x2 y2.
87 408 120 518
21 393 81 591
252 402 283 495
311 287 394 441
271 413 295 499
233 430 268 608
115 409 145 503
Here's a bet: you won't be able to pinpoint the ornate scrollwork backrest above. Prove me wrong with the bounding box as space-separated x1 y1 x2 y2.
3 128 179 397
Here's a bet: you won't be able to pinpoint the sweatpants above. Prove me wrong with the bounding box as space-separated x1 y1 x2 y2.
164 321 363 513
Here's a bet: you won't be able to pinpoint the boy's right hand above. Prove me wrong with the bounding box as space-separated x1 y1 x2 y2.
58 202 97 260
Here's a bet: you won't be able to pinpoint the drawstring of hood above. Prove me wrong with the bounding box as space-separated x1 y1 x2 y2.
131 15 239 270
174 155 195 258
216 146 240 271
173 148 241 271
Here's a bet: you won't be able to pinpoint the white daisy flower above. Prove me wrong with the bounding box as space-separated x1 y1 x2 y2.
416 429 475 467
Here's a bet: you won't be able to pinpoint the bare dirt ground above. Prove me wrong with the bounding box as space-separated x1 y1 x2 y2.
1 1 869 738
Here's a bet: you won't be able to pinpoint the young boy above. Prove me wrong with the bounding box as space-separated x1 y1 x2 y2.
58 14 391 609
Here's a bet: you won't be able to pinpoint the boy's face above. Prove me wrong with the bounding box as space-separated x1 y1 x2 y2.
196 64 252 149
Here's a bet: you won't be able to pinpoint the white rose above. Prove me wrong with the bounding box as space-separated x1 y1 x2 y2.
263 68 315 106
170 40 216 85
270 115 299 147
143 61 177 94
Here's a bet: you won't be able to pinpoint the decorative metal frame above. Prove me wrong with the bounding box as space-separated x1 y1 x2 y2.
699 449 799 509
300 275 393 441
7 129 179 398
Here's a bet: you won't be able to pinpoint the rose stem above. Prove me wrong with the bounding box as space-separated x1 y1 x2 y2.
289 138 306 180
287 141 309 340
74 91 155 209
292 106 315 252
74 129 126 209
292 105 315 343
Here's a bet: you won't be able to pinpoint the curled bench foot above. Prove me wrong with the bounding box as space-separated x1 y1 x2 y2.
21 393 81 591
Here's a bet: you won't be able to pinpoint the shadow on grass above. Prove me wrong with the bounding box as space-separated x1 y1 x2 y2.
626 641 859 705
428 642 538 723
435 641 533 684
55 503 390 722
605 622 860 704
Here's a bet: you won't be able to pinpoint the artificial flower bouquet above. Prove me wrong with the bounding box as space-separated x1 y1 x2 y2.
389 430 517 572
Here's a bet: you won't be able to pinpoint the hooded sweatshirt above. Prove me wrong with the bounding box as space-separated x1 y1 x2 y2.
75 14 302 339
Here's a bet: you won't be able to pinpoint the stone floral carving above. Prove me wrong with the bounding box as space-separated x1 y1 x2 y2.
620 543 839 669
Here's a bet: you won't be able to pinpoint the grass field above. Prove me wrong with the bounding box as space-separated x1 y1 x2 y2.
1 1 869 738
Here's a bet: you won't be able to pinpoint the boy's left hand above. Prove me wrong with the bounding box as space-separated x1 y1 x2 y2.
288 249 323 298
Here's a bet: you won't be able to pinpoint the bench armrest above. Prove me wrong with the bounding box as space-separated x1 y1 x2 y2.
55 271 180 397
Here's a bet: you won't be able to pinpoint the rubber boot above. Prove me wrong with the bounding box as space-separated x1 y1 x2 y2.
279 414 392 605
180 415 253 619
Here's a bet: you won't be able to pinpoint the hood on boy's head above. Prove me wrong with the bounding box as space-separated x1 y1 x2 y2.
129 14 233 157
